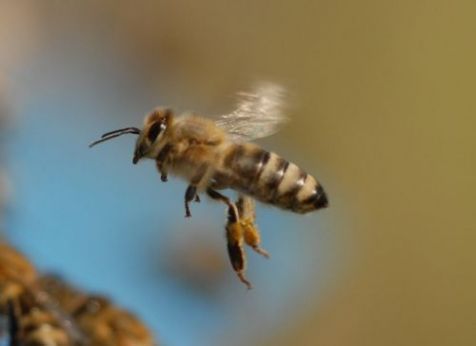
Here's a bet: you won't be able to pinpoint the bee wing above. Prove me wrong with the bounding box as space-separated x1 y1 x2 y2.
216 82 288 142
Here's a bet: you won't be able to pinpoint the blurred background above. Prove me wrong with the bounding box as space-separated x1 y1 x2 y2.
0 1 474 345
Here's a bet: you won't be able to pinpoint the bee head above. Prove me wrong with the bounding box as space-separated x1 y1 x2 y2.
89 107 173 165
133 108 173 164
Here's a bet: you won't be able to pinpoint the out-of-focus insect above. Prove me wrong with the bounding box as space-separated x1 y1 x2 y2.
38 275 154 346
90 83 329 288
0 243 37 309
0 244 155 346
0 243 81 346
5 289 76 346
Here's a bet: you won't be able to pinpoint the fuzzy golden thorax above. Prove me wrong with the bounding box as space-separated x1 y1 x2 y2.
133 107 174 164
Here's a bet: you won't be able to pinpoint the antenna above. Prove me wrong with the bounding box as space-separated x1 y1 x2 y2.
89 127 140 148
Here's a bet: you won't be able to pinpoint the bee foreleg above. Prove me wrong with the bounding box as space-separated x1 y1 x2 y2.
237 195 270 259
156 144 173 182
156 161 168 182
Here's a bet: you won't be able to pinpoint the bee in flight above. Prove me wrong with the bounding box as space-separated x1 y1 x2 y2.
90 83 329 288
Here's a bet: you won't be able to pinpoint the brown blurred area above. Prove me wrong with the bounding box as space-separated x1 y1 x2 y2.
1 1 475 345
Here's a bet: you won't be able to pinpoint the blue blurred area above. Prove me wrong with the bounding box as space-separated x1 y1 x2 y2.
2 12 338 346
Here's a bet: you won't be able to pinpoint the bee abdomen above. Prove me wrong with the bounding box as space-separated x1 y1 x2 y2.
225 145 328 213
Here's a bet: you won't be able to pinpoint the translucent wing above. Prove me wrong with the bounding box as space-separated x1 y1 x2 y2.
216 82 288 142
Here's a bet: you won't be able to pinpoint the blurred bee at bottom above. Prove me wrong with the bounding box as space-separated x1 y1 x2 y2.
90 83 329 288
5 289 76 346
0 244 155 346
0 243 79 346
0 244 37 310
38 275 154 346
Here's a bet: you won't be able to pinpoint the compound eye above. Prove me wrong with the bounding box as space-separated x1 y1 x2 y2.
147 121 162 142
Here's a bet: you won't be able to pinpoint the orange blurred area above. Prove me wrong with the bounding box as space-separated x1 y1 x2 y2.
0 1 475 345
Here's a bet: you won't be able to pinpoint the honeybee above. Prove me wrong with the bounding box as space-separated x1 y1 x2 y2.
5 289 76 346
90 83 329 288
38 275 154 346
0 243 80 346
0 244 155 346
0 243 37 309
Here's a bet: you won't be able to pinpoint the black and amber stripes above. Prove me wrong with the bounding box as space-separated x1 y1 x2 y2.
222 143 328 213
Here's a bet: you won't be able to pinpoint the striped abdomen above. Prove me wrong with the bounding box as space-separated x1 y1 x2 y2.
216 143 328 213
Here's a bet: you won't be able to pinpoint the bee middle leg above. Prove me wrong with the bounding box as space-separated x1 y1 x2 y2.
207 188 252 289
184 185 197 217
184 166 207 217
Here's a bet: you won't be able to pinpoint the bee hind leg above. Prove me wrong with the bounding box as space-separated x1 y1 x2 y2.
207 188 253 289
237 195 270 259
226 207 253 289
243 224 270 259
